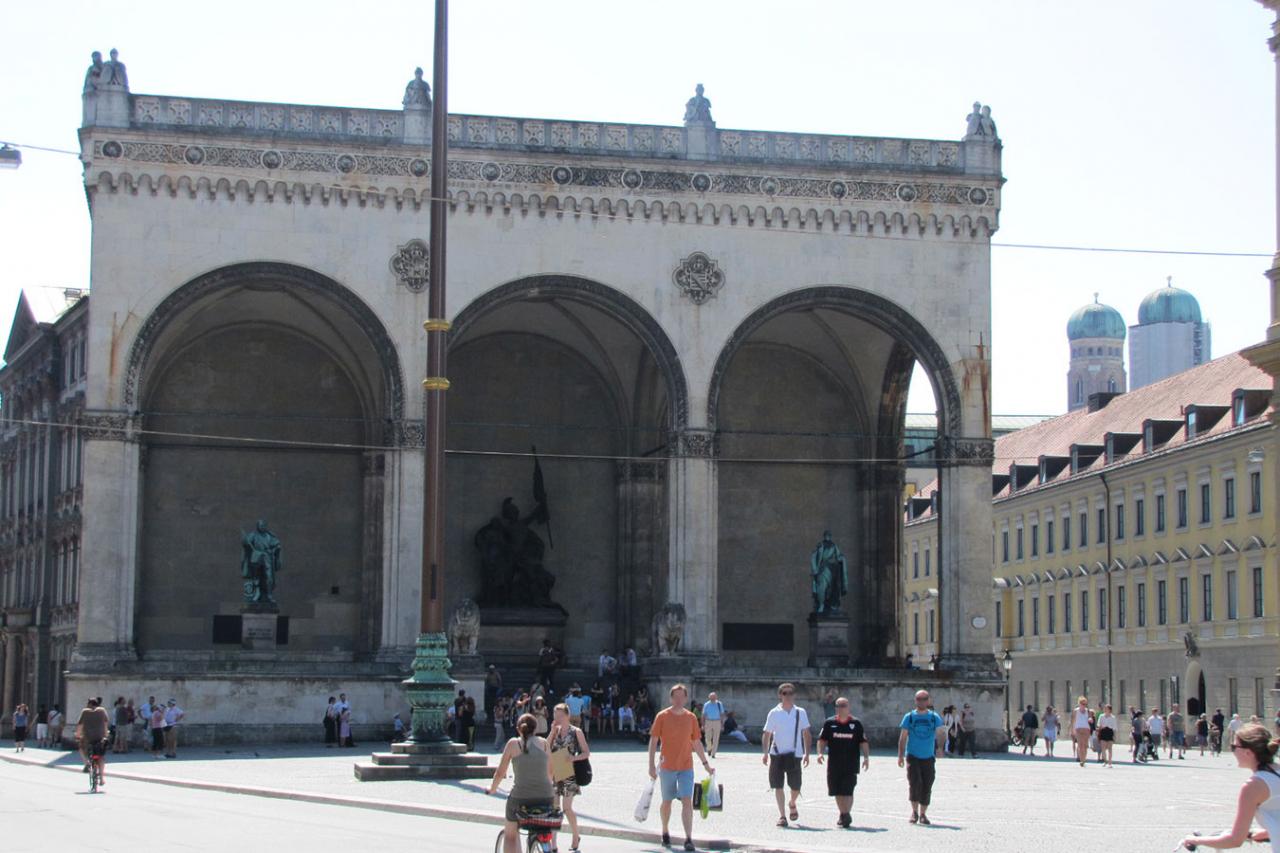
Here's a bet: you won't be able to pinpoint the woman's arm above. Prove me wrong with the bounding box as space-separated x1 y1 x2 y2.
1183 778 1267 848
487 741 513 794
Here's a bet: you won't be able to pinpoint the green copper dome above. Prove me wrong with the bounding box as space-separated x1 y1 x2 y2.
1138 281 1202 325
1067 297 1126 341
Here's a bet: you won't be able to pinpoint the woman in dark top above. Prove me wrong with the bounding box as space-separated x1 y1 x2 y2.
323 696 337 747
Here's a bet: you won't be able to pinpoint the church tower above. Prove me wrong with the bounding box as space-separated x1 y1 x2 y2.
1129 277 1211 389
1066 294 1127 411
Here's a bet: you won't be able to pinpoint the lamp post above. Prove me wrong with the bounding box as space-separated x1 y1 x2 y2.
402 0 456 745
1002 650 1013 742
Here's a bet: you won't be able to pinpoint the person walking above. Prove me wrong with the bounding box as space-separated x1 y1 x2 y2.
762 682 811 827
113 697 132 754
1131 708 1145 762
48 705 64 749
12 704 29 752
1042 706 1060 757
1229 713 1246 750
1148 708 1165 758
702 692 725 758
484 664 503 725
958 702 978 758
162 699 185 758
549 702 592 853
1019 705 1039 755
816 696 869 828
324 696 338 746
942 706 957 757
35 705 49 748
339 706 354 747
1169 704 1187 759
1070 696 1092 767
1199 714 1211 756
1215 709 1228 754
897 690 943 825
1097 704 1118 767
1179 722 1280 850
647 683 713 852
488 713 557 853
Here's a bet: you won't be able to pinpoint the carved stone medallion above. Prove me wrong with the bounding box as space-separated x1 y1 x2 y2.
390 239 430 292
672 251 725 305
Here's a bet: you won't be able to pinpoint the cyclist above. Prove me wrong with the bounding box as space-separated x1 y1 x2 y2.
75 698 111 787
1180 722 1280 850
488 712 556 853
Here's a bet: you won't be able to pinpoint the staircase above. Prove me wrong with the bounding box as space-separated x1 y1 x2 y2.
353 740 492 781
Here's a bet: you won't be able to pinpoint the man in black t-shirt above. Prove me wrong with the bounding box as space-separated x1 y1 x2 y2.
816 697 870 829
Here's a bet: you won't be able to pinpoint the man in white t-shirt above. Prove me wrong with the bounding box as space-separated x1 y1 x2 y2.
1227 713 1245 742
162 699 185 758
1146 708 1165 753
761 682 811 827
598 650 617 678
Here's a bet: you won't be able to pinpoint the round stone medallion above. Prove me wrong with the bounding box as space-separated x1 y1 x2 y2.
336 154 357 174
183 145 206 165
896 184 918 203
552 165 573 186
621 169 643 190
481 162 501 181
410 158 429 177
968 186 989 205
760 176 780 196
101 140 123 158
691 173 711 193
261 150 282 170
829 180 848 199
970 615 988 630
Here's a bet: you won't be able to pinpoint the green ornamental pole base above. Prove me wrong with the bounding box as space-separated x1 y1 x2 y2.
403 631 456 743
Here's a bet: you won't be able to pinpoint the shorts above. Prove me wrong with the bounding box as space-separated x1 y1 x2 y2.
659 768 695 801
13 726 26 741
1149 734 1162 748
826 764 858 797
1098 727 1114 742
505 795 554 823
1171 731 1185 747
768 753 802 790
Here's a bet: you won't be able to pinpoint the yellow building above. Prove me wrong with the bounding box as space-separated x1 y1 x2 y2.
903 351 1276 733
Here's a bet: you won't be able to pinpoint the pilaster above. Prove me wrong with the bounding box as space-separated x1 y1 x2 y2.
666 430 718 654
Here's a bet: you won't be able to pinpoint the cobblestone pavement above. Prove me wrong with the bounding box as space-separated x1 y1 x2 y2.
1 737 1245 852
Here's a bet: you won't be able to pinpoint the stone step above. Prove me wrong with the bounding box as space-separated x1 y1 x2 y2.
369 751 490 767
391 741 470 755
353 761 493 781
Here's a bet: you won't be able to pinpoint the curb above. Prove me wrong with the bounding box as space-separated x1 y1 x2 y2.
0 752 823 853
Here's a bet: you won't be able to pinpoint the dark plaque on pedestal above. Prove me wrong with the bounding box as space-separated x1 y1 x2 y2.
808 612 850 667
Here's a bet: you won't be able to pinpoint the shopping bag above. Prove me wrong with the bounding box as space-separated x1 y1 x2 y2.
706 772 722 809
634 778 655 822
692 775 724 815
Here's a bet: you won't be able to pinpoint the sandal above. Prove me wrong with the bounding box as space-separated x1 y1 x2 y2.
776 817 788 827
789 807 799 822
919 815 932 826
909 813 919 824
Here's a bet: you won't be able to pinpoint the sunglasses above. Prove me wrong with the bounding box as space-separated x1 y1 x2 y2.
780 691 794 696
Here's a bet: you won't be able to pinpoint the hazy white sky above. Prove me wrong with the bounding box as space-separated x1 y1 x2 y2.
0 0 1273 416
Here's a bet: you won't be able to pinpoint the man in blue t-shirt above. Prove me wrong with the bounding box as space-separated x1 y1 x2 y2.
897 689 943 825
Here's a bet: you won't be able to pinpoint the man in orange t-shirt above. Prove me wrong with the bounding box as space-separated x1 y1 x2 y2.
648 684 714 852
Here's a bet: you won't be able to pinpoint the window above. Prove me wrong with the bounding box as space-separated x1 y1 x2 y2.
1229 678 1239 715
1224 478 1236 520
924 549 931 577
1002 530 1010 563
1098 587 1107 630
1048 594 1056 634
1251 471 1263 514
1097 507 1106 543
996 600 1003 637
1031 523 1039 557
1075 379 1083 405
1227 570 1238 620
1080 511 1088 548
1117 585 1127 629
1139 679 1147 712
1063 515 1072 551
927 610 935 643
1082 593 1090 632
1017 599 1025 636
1064 592 1073 633
1158 580 1168 625
913 611 919 644
1119 680 1127 715
913 548 919 579
1135 498 1145 536
1016 527 1024 560
1179 577 1190 623
1258 678 1267 718
1156 494 1166 532
1254 566 1265 618
1200 482 1211 524
1202 574 1214 622
1177 488 1188 528
1047 519 1055 554
1115 504 1125 540
1137 582 1147 627
1032 598 1040 635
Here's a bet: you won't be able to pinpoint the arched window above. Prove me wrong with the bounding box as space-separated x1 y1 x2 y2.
1107 378 1117 393
1075 379 1084 404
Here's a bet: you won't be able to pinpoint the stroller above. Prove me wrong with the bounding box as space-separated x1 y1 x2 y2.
1137 731 1160 762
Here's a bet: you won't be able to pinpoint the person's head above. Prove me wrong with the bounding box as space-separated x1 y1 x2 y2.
1026 705 1033 712
87 698 98 708
915 690 930 709
778 683 796 707
669 684 689 709
834 696 851 720
1151 708 1159 716
1104 704 1113 713
1172 703 1180 712
457 689 466 698
167 699 176 707
340 693 347 701
328 696 335 703
148 696 155 703
1234 713 1242 720
1200 713 1207 721
1077 696 1088 708
572 685 581 695
516 712 538 746
1232 723 1280 770
553 703 570 724
534 697 545 708
708 692 718 703
963 703 971 712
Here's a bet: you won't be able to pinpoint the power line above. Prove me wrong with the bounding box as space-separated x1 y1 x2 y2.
2 139 1270 259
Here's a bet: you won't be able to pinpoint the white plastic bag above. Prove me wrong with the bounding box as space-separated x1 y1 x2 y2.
706 772 721 809
634 778 655 822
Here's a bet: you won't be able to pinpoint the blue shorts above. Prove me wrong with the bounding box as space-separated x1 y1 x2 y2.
659 768 695 801
1171 731 1185 747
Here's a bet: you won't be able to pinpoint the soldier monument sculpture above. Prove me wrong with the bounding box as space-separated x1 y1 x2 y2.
241 519 282 610
808 530 852 667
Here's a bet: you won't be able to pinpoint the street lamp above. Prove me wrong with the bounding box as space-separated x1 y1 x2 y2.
1001 650 1013 742
0 144 21 169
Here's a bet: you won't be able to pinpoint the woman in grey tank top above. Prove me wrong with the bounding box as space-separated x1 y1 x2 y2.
489 712 556 853
1180 722 1280 850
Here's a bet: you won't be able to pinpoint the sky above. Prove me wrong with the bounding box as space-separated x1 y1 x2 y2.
0 0 1274 417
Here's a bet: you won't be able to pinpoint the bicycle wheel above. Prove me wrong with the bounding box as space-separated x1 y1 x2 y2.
525 829 547 853
494 828 505 853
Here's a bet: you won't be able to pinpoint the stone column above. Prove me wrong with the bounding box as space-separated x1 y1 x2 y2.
378 428 426 661
616 460 665 651
666 430 718 655
360 452 386 655
71 413 140 665
936 438 996 670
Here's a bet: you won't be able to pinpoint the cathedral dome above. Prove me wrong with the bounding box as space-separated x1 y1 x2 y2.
1138 281 1202 325
1067 297 1126 341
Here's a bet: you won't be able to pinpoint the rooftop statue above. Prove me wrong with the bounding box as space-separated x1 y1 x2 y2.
965 101 998 141
683 83 714 126
403 67 432 109
102 48 128 91
83 51 104 94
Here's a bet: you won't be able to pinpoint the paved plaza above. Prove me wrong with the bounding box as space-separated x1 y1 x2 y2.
0 736 1247 852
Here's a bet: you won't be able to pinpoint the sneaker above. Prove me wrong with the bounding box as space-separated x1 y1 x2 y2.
661 832 671 847
684 842 695 852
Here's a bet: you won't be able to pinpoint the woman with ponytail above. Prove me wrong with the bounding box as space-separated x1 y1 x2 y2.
488 712 557 853
1181 723 1280 850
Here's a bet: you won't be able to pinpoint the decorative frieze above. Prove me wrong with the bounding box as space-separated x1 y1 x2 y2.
936 436 996 467
393 420 426 448
672 429 718 459
79 410 137 441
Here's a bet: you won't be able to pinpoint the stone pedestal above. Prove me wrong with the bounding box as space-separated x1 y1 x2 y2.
478 607 567 663
808 612 850 667
241 610 279 651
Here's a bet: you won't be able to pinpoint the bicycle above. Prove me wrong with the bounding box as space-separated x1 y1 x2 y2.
493 804 563 853
87 739 108 794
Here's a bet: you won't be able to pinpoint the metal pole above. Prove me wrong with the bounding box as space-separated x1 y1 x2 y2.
404 0 456 745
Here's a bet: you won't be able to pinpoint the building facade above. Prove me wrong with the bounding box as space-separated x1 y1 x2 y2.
1130 279 1212 390
1067 297 1127 411
904 352 1276 734
58 54 1007 742
0 292 88 732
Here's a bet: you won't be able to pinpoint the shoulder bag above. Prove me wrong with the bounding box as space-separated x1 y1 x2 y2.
572 727 593 786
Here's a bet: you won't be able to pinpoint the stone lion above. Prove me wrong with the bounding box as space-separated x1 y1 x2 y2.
448 598 481 657
652 602 687 657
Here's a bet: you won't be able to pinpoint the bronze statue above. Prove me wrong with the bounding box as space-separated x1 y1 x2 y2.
241 520 282 606
473 451 562 611
810 530 848 615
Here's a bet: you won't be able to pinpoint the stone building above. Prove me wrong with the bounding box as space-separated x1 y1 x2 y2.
0 290 88 732
59 54 1006 743
903 350 1276 733
1129 279 1212 390
1066 296 1127 411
